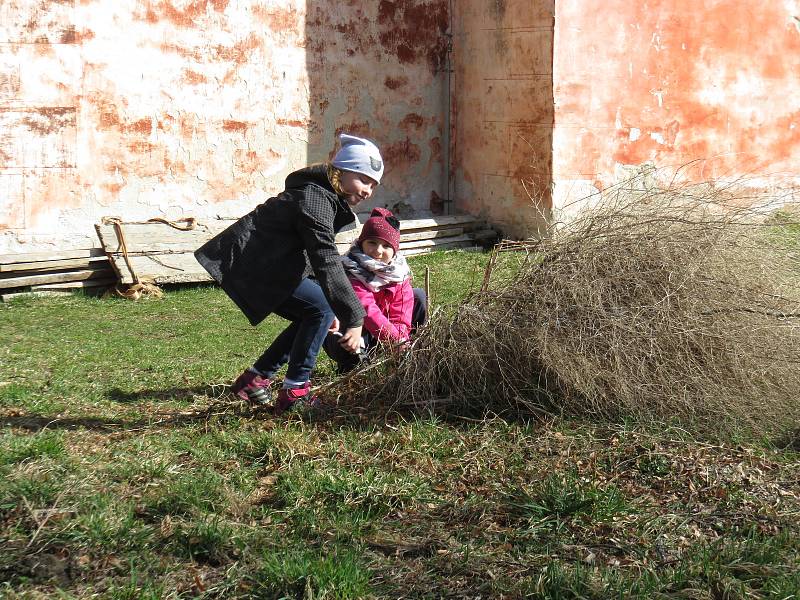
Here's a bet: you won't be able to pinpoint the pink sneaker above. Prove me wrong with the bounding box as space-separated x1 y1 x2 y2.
230 370 272 405
274 381 319 415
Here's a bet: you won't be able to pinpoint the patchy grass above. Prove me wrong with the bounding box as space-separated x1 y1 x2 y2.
1 250 799 598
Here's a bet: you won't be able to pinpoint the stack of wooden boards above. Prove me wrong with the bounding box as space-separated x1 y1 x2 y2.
0 214 496 299
95 214 497 286
0 249 115 301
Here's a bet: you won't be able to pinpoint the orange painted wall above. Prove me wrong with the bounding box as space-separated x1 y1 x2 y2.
552 0 800 214
451 1 555 237
0 0 449 253
8 1 796 249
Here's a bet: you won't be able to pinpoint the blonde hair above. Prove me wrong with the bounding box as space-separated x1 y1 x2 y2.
326 163 346 196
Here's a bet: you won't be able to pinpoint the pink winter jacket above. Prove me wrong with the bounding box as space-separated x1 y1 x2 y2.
349 277 414 343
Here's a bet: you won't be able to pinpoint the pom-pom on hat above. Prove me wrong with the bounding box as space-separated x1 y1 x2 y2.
358 207 401 253
332 133 384 184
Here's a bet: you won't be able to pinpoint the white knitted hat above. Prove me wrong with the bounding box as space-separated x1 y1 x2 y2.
331 133 384 184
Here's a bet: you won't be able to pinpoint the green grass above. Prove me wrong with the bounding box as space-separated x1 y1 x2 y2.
242 546 371 599
507 469 630 525
0 430 66 466
1 249 798 598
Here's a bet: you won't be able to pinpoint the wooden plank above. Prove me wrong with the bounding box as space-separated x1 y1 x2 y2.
109 233 494 286
0 267 114 289
401 234 475 250
338 228 493 256
400 229 496 256
95 216 483 255
399 227 464 242
106 252 211 285
335 227 466 249
94 220 235 254
95 215 496 285
1 276 114 301
33 277 117 290
98 222 485 255
404 241 479 257
334 228 360 246
0 255 109 273
0 248 104 264
399 215 479 231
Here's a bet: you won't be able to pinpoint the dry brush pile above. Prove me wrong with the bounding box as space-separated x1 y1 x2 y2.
336 179 800 438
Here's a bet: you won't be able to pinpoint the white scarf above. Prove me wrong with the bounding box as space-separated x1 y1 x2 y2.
341 245 411 292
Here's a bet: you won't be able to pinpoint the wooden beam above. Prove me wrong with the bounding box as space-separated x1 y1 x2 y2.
0 248 105 264
0 256 109 273
32 277 117 290
94 216 485 254
94 220 235 254
105 252 211 285
0 267 115 290
399 227 464 242
399 215 481 230
401 234 475 250
404 242 478 257
94 214 496 286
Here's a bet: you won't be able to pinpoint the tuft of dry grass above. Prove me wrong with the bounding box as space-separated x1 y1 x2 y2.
335 180 800 438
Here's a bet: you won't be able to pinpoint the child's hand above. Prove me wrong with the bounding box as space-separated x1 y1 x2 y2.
329 317 340 333
339 325 363 354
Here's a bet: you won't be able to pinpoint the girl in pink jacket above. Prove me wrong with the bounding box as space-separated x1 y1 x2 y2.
323 207 427 374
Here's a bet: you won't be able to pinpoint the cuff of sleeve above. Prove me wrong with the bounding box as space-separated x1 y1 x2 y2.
342 318 364 329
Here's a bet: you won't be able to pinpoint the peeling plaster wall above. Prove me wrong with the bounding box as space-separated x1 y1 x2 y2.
552 0 800 216
451 0 554 238
305 0 449 219
0 0 448 253
6 0 799 251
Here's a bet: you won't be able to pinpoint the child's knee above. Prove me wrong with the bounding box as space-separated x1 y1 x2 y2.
320 305 335 325
307 302 334 327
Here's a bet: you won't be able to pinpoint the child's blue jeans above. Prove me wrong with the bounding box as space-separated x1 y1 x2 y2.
253 278 335 384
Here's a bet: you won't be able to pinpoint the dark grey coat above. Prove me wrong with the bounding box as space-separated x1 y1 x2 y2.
195 165 366 329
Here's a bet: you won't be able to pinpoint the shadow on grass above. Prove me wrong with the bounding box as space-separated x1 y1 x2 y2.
0 414 129 432
0 402 254 433
299 399 548 440
1 378 547 437
105 385 223 404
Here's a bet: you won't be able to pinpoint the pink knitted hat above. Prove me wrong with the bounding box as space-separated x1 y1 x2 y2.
358 207 401 253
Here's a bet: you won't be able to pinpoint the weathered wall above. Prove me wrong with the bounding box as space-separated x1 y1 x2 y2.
552 0 800 217
0 0 448 254
451 0 554 238
12 0 794 250
306 0 449 219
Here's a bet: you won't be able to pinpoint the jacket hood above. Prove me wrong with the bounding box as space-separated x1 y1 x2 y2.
285 164 335 192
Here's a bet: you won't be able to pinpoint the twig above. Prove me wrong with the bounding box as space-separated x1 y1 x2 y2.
24 488 67 549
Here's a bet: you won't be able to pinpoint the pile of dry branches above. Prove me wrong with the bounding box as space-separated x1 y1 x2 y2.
336 180 800 437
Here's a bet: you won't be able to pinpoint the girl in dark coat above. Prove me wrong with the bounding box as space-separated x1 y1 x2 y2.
195 133 384 413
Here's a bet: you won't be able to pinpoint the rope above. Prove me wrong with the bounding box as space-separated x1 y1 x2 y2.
99 216 198 300
101 217 140 285
104 281 164 301
100 216 198 230
146 217 198 231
